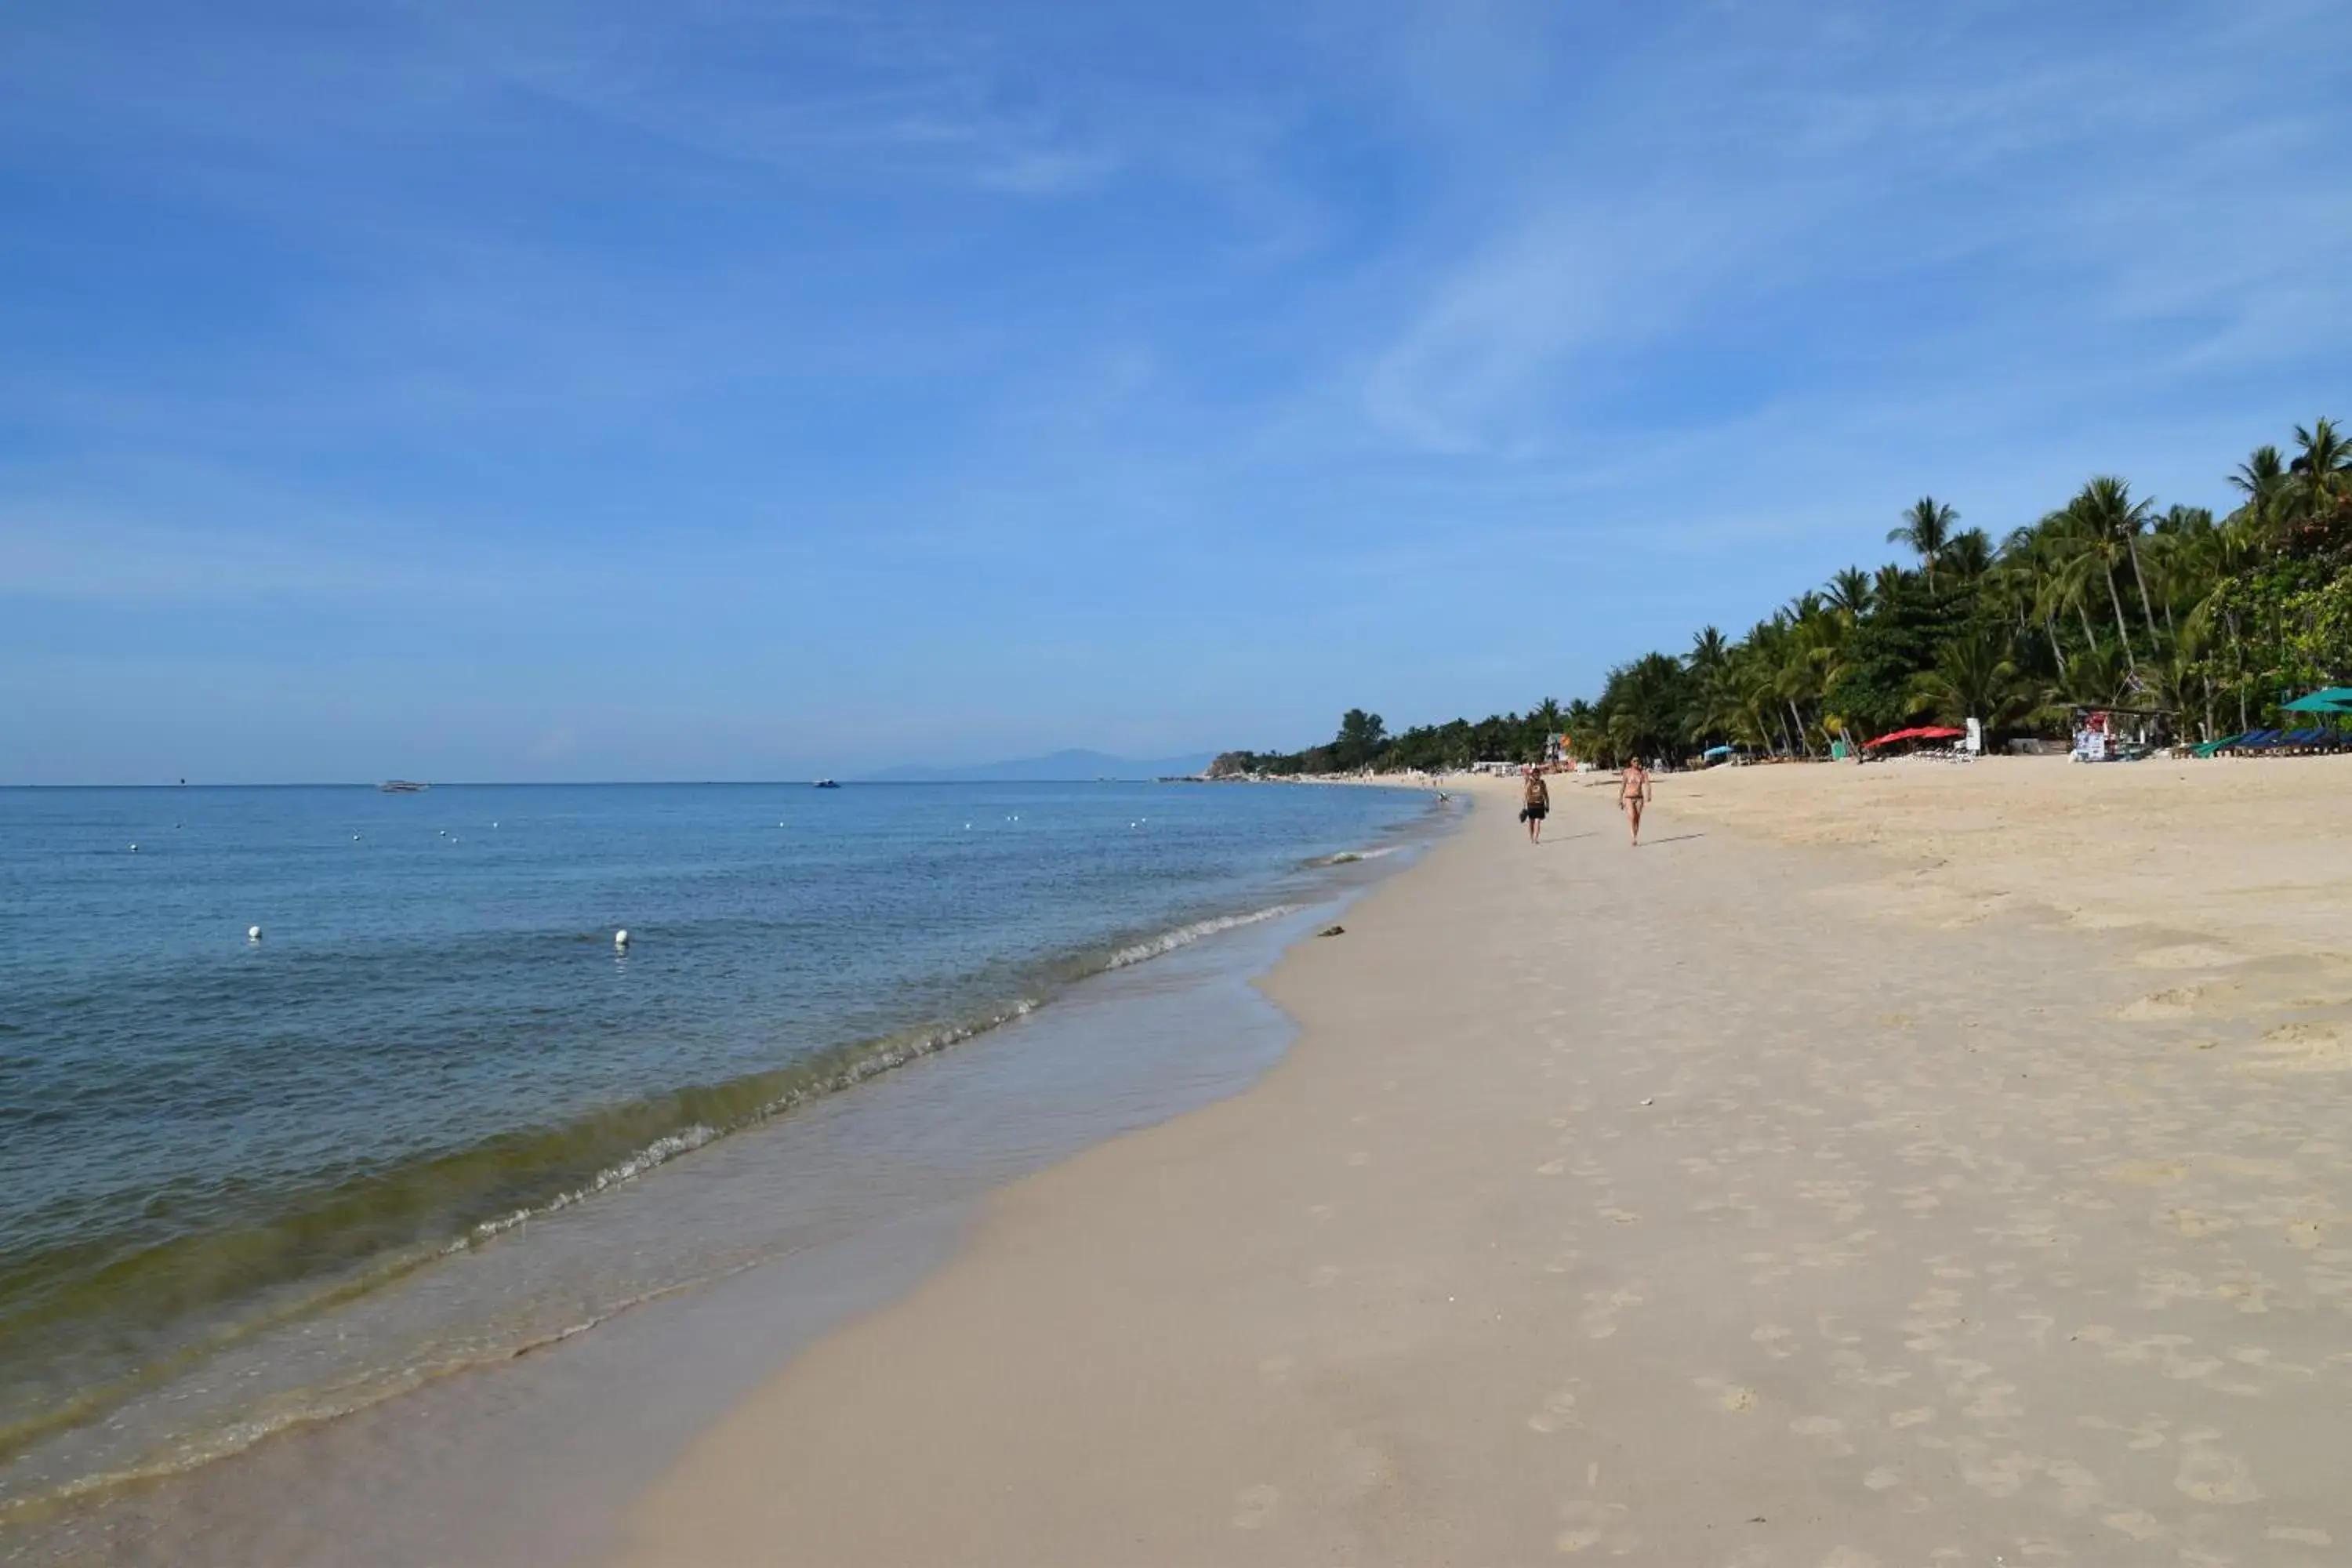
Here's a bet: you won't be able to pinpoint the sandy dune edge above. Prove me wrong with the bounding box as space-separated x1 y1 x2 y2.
624 768 2351 1566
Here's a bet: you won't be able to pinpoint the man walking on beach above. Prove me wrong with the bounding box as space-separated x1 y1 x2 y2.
1619 757 1652 846
1520 765 1550 844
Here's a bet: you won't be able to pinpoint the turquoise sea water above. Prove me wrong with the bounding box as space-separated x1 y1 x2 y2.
0 780 1433 1508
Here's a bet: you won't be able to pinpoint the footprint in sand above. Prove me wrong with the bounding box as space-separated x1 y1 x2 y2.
1230 1483 1279 1529
2133 942 2241 970
2245 1022 2352 1072
2120 985 2214 1020
1790 1415 1855 1456
2267 1525 2334 1546
1578 1288 1642 1340
2174 1436 2261 1504
1552 1498 1636 1555
2157 1207 2238 1240
1527 1381 1582 1432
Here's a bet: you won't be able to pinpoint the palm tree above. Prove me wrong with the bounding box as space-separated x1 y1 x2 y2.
2230 445 2288 539
1940 527 1996 587
2056 637 2130 710
1994 524 2070 677
1824 567 1873 622
1910 626 2034 731
2289 418 2352 537
1888 497 1958 592
2070 477 2162 654
1686 626 1730 678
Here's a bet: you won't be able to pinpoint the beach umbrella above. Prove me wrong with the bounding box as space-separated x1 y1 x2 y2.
2281 688 2352 713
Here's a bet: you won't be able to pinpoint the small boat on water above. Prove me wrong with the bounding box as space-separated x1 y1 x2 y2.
813 779 841 789
378 780 430 793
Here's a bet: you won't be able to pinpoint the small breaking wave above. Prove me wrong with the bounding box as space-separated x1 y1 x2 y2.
2 898 1321 1501
1301 844 1400 869
1105 906 1297 970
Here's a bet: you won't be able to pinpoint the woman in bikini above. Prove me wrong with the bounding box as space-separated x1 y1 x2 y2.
1619 757 1651 846
1520 765 1550 844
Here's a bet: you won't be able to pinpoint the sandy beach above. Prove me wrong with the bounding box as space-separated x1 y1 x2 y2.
625 760 2352 1566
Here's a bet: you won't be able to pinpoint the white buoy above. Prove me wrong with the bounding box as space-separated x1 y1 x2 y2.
248 925 263 942
614 928 630 950
129 843 139 853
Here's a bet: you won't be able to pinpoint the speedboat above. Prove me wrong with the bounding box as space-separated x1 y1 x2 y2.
813 779 841 789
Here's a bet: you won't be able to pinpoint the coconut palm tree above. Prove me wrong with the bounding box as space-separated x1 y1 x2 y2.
1996 524 2071 676
1888 497 1958 592
2288 419 2352 543
2292 418 2351 491
1824 567 1874 622
1910 626 2035 731
1686 626 1730 679
2069 477 2162 654
1940 527 1995 586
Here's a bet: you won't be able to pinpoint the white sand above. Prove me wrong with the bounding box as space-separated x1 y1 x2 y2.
625 763 2352 1565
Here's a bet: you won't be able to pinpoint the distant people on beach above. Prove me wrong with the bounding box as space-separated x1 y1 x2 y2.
1520 765 1550 844
1619 758 1652 846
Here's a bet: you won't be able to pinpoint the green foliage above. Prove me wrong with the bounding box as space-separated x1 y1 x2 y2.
1221 416 2350 771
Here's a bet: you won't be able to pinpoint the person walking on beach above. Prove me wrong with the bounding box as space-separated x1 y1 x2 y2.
1520 765 1550 844
1619 757 1652 846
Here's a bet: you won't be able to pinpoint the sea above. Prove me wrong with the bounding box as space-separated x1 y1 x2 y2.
0 780 1443 1541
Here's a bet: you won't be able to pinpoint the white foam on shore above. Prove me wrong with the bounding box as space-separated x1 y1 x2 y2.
1105 906 1298 971
1303 844 1401 868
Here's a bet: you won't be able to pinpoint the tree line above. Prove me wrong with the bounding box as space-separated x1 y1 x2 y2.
1212 417 2352 774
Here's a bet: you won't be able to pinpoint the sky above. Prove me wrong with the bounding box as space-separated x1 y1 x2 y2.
5 0 2350 782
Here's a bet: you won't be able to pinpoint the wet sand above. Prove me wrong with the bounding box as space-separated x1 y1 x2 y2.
627 764 2352 1565
0 902 1374 1565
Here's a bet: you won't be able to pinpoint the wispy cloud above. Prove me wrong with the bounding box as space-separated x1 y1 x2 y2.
5 0 2350 779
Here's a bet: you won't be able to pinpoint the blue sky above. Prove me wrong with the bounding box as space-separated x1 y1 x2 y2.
5 0 2349 782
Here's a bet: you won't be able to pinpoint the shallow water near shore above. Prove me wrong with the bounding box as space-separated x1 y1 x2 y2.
0 780 1446 1530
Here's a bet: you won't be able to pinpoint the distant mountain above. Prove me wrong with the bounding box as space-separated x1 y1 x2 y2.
856 748 1214 782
